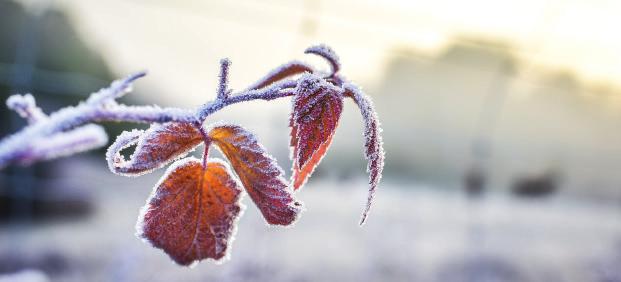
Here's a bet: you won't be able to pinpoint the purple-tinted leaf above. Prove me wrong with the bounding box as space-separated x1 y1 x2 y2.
344 83 385 225
246 61 314 90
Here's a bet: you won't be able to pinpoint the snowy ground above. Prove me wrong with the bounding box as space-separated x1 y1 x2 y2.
1 158 620 282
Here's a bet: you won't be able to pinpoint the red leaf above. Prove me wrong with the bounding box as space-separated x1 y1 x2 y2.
107 122 203 176
344 84 385 225
208 124 301 225
138 158 243 266
290 74 343 190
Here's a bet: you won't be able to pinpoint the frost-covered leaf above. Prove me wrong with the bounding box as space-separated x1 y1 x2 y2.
344 84 385 225
208 124 301 226
107 122 203 176
304 44 340 74
246 60 314 90
290 74 343 190
138 158 243 266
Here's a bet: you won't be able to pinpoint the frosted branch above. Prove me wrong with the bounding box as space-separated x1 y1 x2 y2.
197 79 298 121
0 44 361 173
6 94 47 124
5 124 108 166
1 59 306 169
94 105 196 124
0 73 189 169
27 124 108 164
86 71 146 105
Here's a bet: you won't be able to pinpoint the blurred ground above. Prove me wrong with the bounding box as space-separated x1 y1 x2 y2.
1 157 619 282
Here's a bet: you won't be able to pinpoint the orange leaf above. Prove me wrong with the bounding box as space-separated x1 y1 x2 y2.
290 74 343 190
108 122 203 176
208 124 301 226
138 158 243 266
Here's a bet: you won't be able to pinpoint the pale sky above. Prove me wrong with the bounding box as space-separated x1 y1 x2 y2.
21 0 621 105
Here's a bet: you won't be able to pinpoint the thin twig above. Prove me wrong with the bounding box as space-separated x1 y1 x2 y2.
217 58 231 100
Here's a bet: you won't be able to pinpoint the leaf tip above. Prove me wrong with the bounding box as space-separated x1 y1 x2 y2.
304 44 340 74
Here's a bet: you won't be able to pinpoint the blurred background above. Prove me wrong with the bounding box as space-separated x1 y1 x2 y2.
1 0 621 281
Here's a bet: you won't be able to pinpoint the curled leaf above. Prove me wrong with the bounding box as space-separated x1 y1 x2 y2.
304 44 340 74
208 124 301 226
290 74 343 190
107 122 203 176
344 84 385 225
246 60 314 90
138 158 243 266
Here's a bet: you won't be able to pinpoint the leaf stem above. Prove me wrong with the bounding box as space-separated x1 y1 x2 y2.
198 125 211 169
